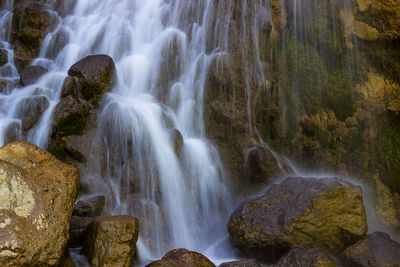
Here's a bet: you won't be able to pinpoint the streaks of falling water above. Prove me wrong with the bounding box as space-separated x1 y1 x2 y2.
0 0 250 264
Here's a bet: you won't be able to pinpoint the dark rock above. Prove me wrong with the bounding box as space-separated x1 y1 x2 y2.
68 216 92 248
17 95 49 135
344 231 400 267
0 48 8 66
20 65 48 86
83 215 139 267
275 247 339 267
219 259 261 267
146 248 215 267
11 2 56 70
169 128 183 156
227 177 367 262
246 145 292 184
59 250 75 267
73 194 105 217
4 120 22 144
0 78 18 94
68 54 116 104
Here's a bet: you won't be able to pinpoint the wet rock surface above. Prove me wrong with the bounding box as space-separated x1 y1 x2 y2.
0 141 79 266
146 248 216 267
228 177 367 262
83 215 139 267
219 259 261 267
0 49 8 66
16 95 49 135
344 231 400 267
275 247 339 267
19 65 48 86
73 194 105 217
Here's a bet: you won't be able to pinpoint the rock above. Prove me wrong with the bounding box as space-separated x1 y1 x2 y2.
83 215 139 267
219 259 261 267
344 231 400 266
146 248 215 267
50 55 116 162
169 128 183 156
11 2 56 70
59 250 75 267
68 54 116 105
227 177 367 262
20 65 48 86
0 49 8 66
4 121 22 145
246 145 292 184
68 216 92 248
0 78 18 94
16 95 49 135
0 141 79 266
275 247 339 267
73 194 105 217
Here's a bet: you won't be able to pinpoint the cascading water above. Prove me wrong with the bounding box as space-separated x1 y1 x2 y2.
0 0 248 265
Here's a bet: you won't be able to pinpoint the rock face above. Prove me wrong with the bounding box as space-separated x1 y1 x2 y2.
50 54 116 162
344 231 400 267
146 248 216 267
275 247 339 267
17 95 49 135
73 194 105 217
227 177 367 261
0 49 8 66
219 259 261 267
83 215 139 267
20 65 48 86
0 141 79 266
11 1 56 70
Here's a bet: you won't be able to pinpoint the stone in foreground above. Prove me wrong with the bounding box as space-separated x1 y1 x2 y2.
0 141 79 266
344 231 400 267
275 247 339 267
227 177 367 261
146 248 215 267
83 215 139 267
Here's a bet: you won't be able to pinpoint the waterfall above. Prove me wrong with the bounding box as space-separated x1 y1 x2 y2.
0 0 245 264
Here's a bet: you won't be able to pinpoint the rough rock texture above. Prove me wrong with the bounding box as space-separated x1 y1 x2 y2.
50 54 116 163
20 65 48 86
83 215 139 267
68 216 92 248
219 259 261 267
73 194 105 217
146 248 216 267
344 231 400 266
16 95 49 135
227 177 367 262
275 247 339 267
11 1 56 70
0 141 79 266
0 49 8 66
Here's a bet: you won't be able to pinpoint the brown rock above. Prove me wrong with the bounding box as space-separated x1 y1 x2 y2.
344 232 400 267
219 259 261 267
11 2 56 70
68 216 92 248
228 177 367 262
3 121 22 145
0 141 79 266
20 65 48 86
275 247 339 267
0 48 8 66
16 95 49 135
83 215 139 267
73 194 105 217
146 248 215 267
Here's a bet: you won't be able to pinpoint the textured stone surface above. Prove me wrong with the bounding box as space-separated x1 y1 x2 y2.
83 215 139 267
275 247 338 267
219 259 261 267
228 177 367 261
0 141 79 266
73 194 105 217
344 231 400 267
17 95 49 135
20 65 48 86
146 248 216 267
0 49 8 66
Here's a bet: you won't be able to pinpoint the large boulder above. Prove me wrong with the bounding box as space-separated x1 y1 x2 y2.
146 248 215 267
0 141 79 266
275 247 339 267
219 259 261 267
344 231 400 266
20 65 48 86
11 1 56 70
227 177 367 262
83 215 139 267
50 55 116 162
